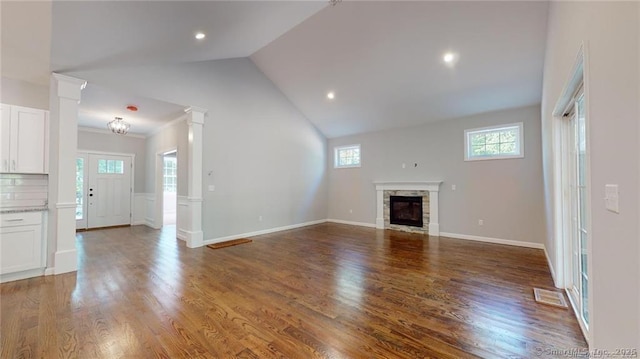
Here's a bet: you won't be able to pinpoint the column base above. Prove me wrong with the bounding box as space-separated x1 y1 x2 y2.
54 249 78 274
185 230 204 248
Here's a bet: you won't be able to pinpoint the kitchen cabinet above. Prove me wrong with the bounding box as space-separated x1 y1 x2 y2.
0 211 46 277
0 104 49 174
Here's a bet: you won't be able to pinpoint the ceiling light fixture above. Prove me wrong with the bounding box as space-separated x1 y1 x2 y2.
327 91 335 100
107 117 130 135
443 53 454 63
443 52 458 66
195 32 206 40
328 0 342 6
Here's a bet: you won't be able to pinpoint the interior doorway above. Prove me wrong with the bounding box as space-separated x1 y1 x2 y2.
162 151 177 226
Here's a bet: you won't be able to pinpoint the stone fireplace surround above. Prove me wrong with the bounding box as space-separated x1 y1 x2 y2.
374 181 442 236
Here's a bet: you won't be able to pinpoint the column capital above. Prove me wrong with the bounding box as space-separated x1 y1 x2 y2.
51 73 86 102
184 106 208 125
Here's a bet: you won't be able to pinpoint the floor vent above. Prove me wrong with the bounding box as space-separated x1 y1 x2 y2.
207 238 252 250
533 288 568 308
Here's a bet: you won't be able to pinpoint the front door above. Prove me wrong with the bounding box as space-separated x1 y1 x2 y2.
76 152 132 229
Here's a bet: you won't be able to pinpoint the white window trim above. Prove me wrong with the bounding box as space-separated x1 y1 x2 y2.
334 144 361 168
464 122 524 161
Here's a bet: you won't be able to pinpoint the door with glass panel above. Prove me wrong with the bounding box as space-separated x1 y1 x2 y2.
76 153 132 229
76 154 88 229
565 88 589 328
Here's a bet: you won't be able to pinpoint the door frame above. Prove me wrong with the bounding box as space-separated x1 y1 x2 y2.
551 43 592 342
76 150 135 230
154 147 177 229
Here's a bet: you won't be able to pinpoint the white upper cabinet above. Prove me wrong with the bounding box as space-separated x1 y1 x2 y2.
0 104 49 174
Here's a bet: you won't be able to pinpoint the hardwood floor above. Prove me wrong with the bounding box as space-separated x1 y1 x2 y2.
1 223 586 358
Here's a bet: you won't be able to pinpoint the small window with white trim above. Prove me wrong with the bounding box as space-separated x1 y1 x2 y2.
334 144 361 168
464 123 524 161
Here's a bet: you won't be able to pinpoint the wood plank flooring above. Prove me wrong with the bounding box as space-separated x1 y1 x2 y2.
1 223 587 358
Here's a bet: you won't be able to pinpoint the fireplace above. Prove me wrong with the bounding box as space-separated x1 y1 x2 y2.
375 181 441 235
389 196 423 228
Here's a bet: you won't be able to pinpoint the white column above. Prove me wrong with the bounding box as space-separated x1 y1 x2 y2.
428 190 440 236
48 74 86 274
184 106 206 248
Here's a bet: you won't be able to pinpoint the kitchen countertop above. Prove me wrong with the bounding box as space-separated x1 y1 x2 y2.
0 207 48 214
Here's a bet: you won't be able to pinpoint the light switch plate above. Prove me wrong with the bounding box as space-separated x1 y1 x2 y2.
208 185 215 192
605 184 619 213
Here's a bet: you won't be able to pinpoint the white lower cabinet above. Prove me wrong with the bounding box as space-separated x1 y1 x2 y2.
0 212 46 281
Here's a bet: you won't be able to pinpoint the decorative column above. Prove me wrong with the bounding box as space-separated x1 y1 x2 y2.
184 107 206 248
48 74 86 274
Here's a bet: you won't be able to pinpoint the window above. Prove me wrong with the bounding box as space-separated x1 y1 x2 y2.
464 123 524 161
98 159 124 174
163 157 177 192
334 144 361 168
76 158 84 220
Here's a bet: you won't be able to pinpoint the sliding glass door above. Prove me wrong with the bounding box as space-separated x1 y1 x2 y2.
565 88 589 328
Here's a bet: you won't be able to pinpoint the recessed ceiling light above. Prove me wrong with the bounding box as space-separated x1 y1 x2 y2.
327 91 335 100
195 32 206 40
443 52 455 63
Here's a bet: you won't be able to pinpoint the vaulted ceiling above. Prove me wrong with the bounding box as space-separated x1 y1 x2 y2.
2 1 549 138
252 1 549 138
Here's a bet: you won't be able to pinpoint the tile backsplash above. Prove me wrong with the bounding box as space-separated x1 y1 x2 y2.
0 174 48 209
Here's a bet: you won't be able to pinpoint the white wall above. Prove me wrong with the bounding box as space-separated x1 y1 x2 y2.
144 119 188 196
65 58 328 241
77 130 146 192
1 77 49 110
328 105 545 245
541 1 639 348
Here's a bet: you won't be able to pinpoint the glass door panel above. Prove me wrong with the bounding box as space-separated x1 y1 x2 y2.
76 153 88 229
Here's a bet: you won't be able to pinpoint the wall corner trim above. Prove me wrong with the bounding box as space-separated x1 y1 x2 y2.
543 245 559 288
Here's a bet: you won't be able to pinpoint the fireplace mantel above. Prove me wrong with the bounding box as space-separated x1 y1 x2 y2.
374 181 442 235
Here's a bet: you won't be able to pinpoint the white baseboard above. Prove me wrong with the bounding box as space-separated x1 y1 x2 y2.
131 220 146 226
1 268 45 283
44 267 55 276
177 228 187 240
204 219 327 245
144 218 157 229
327 219 376 228
438 232 545 249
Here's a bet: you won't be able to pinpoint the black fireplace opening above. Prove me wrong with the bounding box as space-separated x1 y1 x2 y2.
390 196 423 228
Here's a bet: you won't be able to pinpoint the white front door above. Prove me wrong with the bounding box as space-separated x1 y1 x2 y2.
80 153 132 229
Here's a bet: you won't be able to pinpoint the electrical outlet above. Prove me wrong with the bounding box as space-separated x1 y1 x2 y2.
478 219 484 226
402 163 406 169
259 215 263 221
451 184 456 191
349 209 353 214
208 185 215 191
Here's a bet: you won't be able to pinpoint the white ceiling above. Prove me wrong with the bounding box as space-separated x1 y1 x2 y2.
78 84 186 136
7 1 549 139
50 1 326 72
252 1 549 138
46 0 326 135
